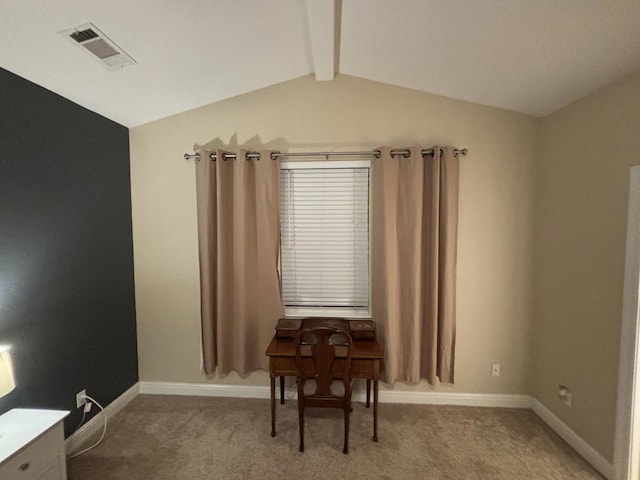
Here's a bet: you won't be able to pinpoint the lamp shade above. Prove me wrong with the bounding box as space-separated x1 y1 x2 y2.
0 346 16 397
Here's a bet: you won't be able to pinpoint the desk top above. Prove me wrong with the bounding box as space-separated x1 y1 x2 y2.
265 335 384 359
265 336 383 359
266 317 383 359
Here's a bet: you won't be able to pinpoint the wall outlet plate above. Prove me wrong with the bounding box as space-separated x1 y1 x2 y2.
76 389 87 409
491 363 501 376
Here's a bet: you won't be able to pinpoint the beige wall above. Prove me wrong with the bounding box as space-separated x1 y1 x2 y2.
130 74 536 394
533 70 640 461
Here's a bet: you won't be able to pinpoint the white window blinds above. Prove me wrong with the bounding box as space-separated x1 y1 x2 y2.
280 161 370 315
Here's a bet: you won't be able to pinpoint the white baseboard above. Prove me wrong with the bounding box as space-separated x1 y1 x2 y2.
139 381 531 408
65 383 140 456
139 381 270 398
531 398 613 479
373 389 532 408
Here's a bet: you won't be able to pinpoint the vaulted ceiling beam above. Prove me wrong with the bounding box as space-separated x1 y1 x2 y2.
306 0 338 81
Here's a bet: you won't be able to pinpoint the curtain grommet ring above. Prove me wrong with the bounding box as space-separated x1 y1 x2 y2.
209 153 216 161
373 150 381 159
245 152 251 161
403 151 410 158
271 151 280 161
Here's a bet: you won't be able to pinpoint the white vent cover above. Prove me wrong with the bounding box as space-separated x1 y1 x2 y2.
60 23 136 70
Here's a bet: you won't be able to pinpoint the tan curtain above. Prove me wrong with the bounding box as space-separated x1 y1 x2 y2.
195 148 284 375
371 146 459 384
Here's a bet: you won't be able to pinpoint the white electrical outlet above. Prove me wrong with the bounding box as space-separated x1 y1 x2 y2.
491 363 501 376
76 389 87 409
558 385 572 406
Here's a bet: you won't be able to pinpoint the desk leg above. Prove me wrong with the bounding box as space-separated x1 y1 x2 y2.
280 376 285 404
373 380 379 442
270 376 276 437
366 379 371 408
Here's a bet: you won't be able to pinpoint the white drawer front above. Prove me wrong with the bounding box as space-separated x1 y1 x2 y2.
2 424 65 480
35 457 65 480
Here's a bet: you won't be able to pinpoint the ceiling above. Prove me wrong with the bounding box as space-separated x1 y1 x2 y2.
1 0 639 127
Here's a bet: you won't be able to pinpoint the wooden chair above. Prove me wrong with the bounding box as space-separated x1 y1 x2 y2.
294 326 353 454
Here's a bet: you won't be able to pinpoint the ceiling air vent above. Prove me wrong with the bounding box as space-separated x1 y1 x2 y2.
60 23 136 70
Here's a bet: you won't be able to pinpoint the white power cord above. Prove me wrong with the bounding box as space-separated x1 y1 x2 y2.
67 394 107 459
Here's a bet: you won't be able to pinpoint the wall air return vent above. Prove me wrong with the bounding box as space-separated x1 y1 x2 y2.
60 23 136 70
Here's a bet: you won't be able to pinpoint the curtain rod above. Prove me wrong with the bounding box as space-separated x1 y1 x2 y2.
183 147 468 162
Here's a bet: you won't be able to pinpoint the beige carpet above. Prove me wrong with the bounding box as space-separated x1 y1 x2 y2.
67 394 603 479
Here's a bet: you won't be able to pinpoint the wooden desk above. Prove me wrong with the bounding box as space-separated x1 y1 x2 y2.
265 328 384 442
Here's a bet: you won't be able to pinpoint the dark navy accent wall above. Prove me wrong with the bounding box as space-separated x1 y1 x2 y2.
0 67 138 436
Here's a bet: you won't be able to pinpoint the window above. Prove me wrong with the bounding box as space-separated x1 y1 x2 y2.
280 160 370 317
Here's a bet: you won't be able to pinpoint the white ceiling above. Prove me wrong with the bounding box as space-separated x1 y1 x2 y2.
1 0 639 127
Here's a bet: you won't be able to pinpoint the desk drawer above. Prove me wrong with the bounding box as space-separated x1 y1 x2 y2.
272 357 377 379
351 359 375 377
2 424 64 479
271 357 297 376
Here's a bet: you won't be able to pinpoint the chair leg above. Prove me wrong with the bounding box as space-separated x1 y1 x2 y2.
298 395 305 453
343 403 350 454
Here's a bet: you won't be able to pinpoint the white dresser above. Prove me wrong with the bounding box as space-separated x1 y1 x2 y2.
0 409 69 480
